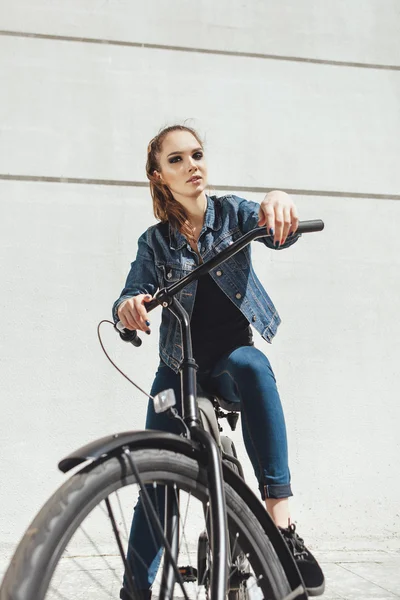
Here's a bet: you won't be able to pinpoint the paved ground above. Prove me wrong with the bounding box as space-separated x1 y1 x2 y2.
1 547 399 598
316 549 400 599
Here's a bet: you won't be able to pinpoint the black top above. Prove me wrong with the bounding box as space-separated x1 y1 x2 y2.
190 274 253 372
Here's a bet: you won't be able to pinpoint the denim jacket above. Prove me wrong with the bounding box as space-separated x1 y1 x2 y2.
112 194 300 373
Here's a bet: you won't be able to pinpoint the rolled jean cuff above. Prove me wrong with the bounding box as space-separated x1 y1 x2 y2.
261 483 293 500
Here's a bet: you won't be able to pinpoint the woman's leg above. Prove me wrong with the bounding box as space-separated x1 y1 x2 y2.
124 362 182 593
207 346 292 526
206 347 325 596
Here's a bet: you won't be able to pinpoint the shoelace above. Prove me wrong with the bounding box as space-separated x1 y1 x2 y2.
279 524 309 560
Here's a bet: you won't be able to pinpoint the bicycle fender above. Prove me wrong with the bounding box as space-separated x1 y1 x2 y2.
58 430 306 599
58 430 202 473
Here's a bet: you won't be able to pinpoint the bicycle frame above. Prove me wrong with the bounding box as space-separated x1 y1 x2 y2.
59 221 323 600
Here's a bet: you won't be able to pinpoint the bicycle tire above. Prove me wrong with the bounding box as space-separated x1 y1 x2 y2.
0 448 291 600
221 436 240 476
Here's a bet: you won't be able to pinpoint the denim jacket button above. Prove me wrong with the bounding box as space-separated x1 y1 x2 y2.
252 315 257 322
235 293 242 299
216 270 222 276
167 271 172 279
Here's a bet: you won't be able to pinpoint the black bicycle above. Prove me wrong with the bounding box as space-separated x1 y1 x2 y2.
0 221 323 600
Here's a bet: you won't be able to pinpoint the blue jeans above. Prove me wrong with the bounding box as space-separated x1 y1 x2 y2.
125 346 292 590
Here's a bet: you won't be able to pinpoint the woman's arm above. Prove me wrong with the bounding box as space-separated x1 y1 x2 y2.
112 231 159 325
258 190 299 246
235 191 301 250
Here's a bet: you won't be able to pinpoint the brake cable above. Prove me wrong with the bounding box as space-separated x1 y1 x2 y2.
97 320 154 401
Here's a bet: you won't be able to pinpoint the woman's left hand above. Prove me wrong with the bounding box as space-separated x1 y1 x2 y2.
258 190 299 247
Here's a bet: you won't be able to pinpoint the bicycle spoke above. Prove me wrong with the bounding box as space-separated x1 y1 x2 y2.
115 489 130 540
198 503 210 590
228 532 240 580
228 554 241 582
124 450 191 600
77 523 121 583
175 486 192 566
57 553 115 595
104 496 139 599
65 526 118 580
104 497 126 562
48 587 70 600
98 492 130 544
154 481 162 524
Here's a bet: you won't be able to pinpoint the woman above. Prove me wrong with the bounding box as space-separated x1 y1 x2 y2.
113 125 325 599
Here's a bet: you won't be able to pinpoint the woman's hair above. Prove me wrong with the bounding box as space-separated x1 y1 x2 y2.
146 124 204 239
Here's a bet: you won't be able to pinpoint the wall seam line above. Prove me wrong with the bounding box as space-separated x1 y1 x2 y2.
1 174 399 201
1 29 400 71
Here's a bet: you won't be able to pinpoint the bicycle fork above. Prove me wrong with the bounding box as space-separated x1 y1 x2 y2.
159 427 229 600
159 486 180 600
158 295 229 600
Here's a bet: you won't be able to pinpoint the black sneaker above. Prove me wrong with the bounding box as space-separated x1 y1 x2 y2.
278 523 325 596
120 588 151 600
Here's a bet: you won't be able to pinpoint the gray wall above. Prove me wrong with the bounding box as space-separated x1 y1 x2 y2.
1 0 400 571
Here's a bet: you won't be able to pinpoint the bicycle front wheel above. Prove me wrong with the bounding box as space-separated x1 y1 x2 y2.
0 448 291 599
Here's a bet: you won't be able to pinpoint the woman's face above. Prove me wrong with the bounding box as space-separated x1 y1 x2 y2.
154 130 208 203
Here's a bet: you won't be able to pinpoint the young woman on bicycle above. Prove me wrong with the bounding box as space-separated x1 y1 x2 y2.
113 124 325 599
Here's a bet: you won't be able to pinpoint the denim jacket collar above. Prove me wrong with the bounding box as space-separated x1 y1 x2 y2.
168 195 222 250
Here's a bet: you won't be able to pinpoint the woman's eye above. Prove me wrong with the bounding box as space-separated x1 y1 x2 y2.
168 152 203 164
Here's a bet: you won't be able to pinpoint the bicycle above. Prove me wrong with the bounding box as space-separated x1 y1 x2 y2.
0 220 323 600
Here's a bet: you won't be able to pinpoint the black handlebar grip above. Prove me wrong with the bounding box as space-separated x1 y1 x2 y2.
115 322 142 347
297 219 324 234
145 298 161 313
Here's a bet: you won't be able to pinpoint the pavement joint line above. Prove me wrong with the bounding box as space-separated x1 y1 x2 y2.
335 562 400 597
1 29 400 71
1 174 400 201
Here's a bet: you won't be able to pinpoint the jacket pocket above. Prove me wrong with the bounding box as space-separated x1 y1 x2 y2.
212 229 250 271
157 263 184 285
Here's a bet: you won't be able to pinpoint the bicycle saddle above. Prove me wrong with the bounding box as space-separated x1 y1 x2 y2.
196 384 241 449
197 383 241 413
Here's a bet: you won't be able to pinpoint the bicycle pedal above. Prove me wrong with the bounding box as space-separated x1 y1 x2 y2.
178 565 198 582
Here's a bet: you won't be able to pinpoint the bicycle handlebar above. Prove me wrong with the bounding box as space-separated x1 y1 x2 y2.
115 319 142 347
115 219 324 344
146 219 324 312
296 219 324 234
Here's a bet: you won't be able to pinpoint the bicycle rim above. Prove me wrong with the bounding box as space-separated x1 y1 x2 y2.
0 448 291 600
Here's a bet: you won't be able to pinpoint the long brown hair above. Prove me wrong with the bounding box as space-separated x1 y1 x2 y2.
146 125 204 240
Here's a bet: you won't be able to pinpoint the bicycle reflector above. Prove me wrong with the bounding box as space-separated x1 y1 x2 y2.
153 389 176 413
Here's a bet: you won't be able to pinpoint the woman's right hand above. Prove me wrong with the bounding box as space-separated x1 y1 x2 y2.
117 294 153 334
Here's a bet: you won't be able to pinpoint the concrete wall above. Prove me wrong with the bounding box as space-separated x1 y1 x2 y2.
1 0 399 571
